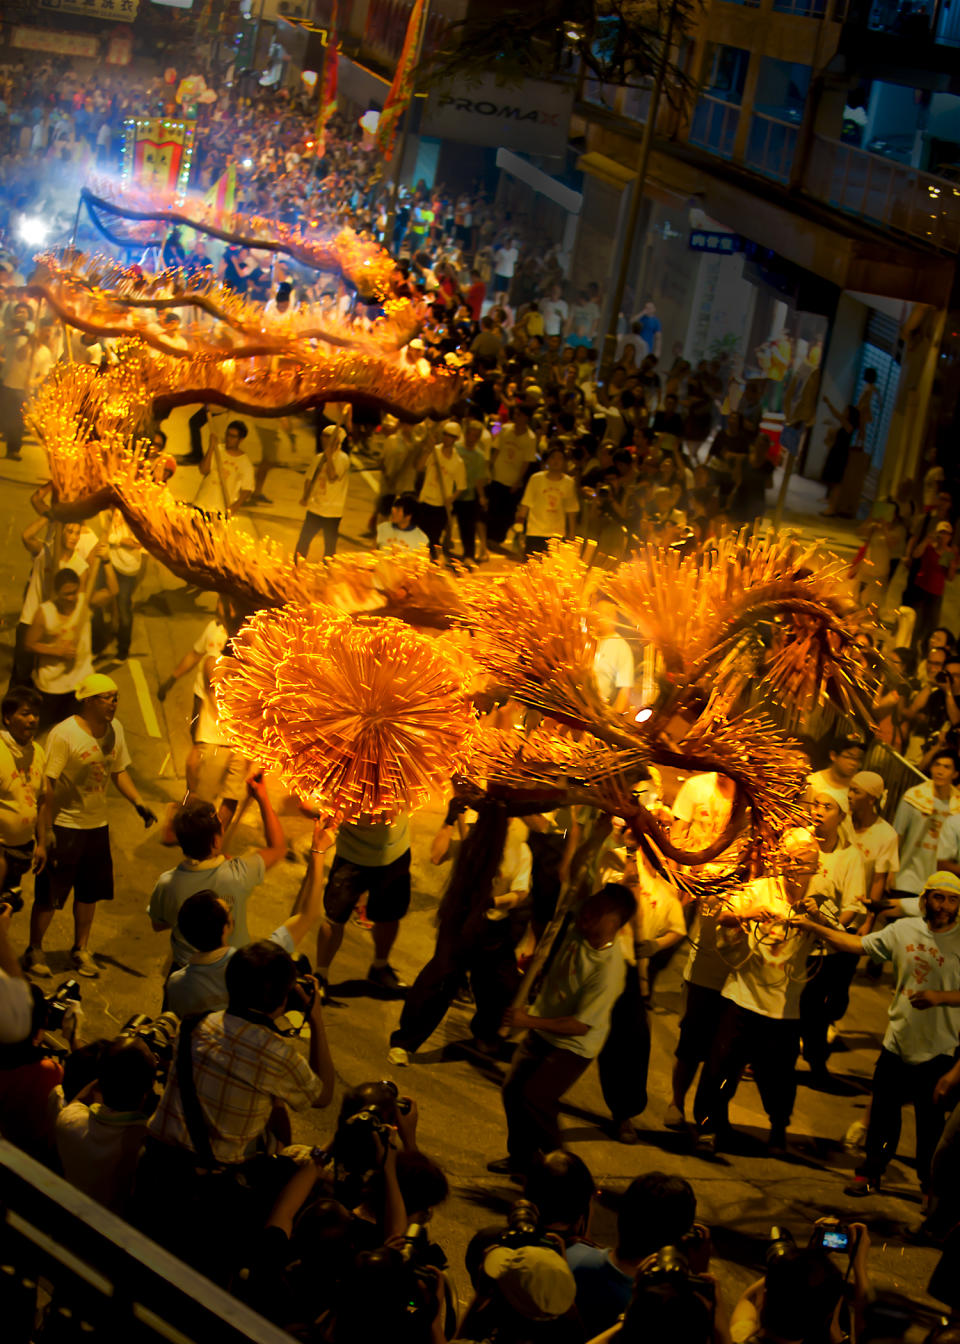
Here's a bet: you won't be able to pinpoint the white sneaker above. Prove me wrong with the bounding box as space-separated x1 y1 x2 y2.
21 947 51 978
71 947 99 978
826 1024 839 1045
387 1046 410 1067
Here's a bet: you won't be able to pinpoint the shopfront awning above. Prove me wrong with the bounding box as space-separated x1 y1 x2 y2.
575 151 636 189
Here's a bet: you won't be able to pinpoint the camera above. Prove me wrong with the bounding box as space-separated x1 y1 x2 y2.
492 1199 559 1252
811 1221 853 1254
122 1012 178 1078
0 886 24 915
277 955 317 1037
376 1077 413 1116
43 979 81 1032
637 1245 716 1304
766 1225 797 1266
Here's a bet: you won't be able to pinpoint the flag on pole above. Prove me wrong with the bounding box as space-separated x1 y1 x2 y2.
375 0 425 162
204 163 237 218
315 0 339 158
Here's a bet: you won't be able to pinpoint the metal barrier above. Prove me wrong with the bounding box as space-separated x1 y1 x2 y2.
0 1140 293 1344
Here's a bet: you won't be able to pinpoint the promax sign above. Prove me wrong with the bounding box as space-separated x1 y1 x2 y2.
422 75 573 157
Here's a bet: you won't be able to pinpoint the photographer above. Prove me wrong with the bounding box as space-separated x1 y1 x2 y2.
0 979 74 1160
568 1172 699 1339
55 1036 157 1215
0 904 31 1045
135 940 335 1275
728 1223 869 1344
524 1150 596 1248
587 1245 728 1344
166 817 333 1017
458 1237 579 1344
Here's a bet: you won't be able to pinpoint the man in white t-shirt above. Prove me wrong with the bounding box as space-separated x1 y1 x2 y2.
296 425 350 559
842 770 899 911
377 493 429 552
26 675 157 980
0 686 46 898
591 598 634 713
794 869 960 1198
417 422 466 561
517 445 579 556
492 240 519 295
804 735 866 812
195 420 255 514
487 405 538 545
693 828 830 1154
798 787 866 1080
540 285 569 339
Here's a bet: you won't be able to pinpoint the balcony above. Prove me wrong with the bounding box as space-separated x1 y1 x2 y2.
689 94 740 158
746 113 800 181
803 134 960 249
772 0 828 14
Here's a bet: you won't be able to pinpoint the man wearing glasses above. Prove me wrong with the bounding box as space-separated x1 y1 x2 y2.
24 674 156 979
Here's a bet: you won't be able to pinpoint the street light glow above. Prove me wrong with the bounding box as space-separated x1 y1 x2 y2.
17 215 50 247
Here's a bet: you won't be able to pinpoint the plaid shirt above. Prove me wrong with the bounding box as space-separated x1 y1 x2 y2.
148 1011 322 1165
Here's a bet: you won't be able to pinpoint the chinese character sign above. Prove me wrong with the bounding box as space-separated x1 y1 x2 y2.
39 0 140 19
122 118 197 200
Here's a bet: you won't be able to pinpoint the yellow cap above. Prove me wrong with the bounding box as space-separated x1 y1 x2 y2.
75 673 119 701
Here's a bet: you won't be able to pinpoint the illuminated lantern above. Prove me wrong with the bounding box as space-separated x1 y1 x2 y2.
164 67 177 84
301 70 318 90
358 108 380 152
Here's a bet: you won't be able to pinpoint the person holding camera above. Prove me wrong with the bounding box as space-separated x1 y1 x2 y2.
165 817 334 1017
54 1036 158 1215
0 904 31 1045
135 940 335 1277
459 1231 579 1344
148 778 286 974
729 1222 870 1344
26 674 157 980
568 1171 700 1339
146 939 335 1160
489 883 637 1177
0 686 46 901
0 978 76 1160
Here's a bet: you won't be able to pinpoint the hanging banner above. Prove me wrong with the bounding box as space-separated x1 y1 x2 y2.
375 0 425 162
122 118 197 199
315 0 339 158
39 0 139 19
12 27 99 56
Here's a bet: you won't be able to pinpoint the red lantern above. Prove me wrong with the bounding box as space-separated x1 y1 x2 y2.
164 67 177 85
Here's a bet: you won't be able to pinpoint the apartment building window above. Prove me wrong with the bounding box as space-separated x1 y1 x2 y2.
746 58 811 181
688 43 749 158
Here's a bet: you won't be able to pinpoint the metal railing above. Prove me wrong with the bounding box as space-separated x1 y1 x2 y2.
802 134 960 251
0 1140 294 1344
746 113 800 182
688 94 741 158
773 0 828 14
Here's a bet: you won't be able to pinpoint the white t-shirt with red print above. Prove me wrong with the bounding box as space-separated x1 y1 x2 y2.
861 917 960 1061
521 470 579 538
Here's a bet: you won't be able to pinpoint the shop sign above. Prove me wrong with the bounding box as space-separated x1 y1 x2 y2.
689 230 741 253
39 0 139 20
422 74 573 157
11 26 99 56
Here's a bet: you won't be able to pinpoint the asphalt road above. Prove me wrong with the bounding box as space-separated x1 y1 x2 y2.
0 425 950 1335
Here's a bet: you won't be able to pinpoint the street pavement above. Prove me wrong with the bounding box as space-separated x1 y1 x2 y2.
0 426 950 1333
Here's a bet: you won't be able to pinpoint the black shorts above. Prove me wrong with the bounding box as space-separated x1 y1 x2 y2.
323 850 411 925
675 981 725 1064
33 825 114 910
